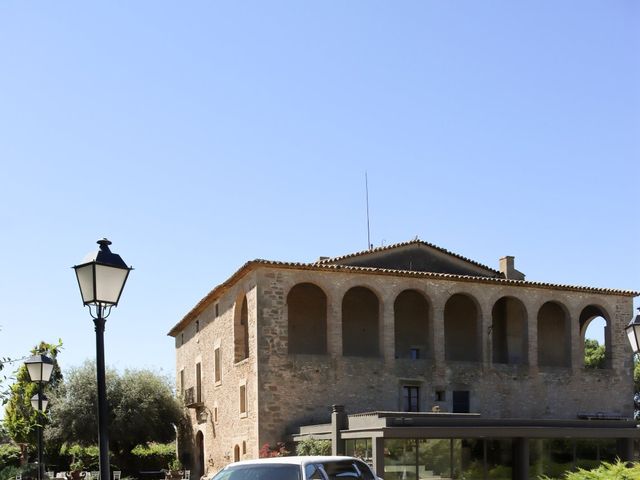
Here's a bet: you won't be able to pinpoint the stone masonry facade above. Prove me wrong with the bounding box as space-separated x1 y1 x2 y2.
169 240 637 477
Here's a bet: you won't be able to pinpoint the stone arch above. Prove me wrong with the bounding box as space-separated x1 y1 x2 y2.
342 286 380 357
491 296 528 365
444 293 480 362
537 301 570 367
287 283 327 354
579 304 611 369
234 294 249 362
394 289 430 359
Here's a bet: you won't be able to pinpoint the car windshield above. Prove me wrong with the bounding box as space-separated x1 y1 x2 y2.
211 464 301 480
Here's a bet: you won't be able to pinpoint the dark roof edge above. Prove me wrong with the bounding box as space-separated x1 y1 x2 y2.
316 239 503 276
167 260 638 337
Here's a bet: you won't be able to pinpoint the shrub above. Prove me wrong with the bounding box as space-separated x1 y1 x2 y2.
130 443 176 472
295 439 331 456
0 466 20 480
539 460 640 479
0 444 21 470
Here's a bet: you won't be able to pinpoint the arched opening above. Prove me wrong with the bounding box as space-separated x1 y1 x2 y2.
492 297 528 365
537 301 570 367
234 295 249 362
342 286 380 357
580 305 610 369
287 283 327 354
394 290 430 359
196 431 204 479
234 445 240 462
444 294 480 362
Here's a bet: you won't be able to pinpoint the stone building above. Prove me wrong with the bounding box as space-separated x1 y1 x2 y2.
168 239 639 480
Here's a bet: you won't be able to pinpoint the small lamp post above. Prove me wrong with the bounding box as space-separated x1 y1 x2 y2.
31 393 49 413
73 239 132 480
625 308 640 355
24 354 54 480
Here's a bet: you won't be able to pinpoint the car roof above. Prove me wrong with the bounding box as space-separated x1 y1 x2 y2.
225 456 362 467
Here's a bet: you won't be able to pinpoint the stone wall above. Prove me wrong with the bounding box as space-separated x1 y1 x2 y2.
254 267 635 446
175 271 259 475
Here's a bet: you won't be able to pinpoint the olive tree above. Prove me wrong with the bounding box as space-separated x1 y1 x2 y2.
46 362 182 473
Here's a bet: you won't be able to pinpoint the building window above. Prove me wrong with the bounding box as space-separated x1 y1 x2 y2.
435 390 445 402
181 333 184 345
239 384 247 415
179 369 184 397
195 320 200 333
196 362 202 403
452 391 470 413
242 441 246 455
402 385 420 412
215 303 219 317
409 348 420 360
235 296 250 362
214 347 221 384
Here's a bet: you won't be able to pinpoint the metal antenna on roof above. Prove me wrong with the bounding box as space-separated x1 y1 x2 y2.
365 171 372 250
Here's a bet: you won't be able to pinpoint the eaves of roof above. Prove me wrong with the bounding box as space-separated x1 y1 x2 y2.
167 260 639 337
315 238 503 276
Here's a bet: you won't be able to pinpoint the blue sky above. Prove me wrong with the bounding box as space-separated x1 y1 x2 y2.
0 1 638 400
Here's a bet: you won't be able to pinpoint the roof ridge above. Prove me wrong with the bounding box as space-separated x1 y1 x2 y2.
314 238 501 275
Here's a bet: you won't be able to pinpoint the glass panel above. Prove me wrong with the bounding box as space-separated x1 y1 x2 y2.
485 439 512 479
41 362 54 383
345 439 372 465
418 439 452 479
75 263 96 304
530 439 574 479
95 264 128 304
633 325 640 353
26 363 42 382
457 439 484 479
384 439 417 480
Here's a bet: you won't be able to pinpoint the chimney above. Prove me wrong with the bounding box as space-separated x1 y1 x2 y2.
500 256 525 280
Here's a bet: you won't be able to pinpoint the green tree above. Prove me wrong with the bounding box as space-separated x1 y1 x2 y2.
46 362 182 474
3 341 63 466
583 339 605 369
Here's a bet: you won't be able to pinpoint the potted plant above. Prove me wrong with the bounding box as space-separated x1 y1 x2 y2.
166 458 183 480
67 460 86 480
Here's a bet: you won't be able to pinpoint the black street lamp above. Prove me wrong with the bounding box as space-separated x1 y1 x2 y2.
625 308 640 355
24 354 54 480
73 239 132 480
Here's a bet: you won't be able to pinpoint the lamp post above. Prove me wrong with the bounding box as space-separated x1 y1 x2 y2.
73 239 132 480
625 308 640 355
24 354 54 480
625 308 640 420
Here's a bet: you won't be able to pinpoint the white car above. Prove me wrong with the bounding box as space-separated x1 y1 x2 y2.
210 455 380 480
